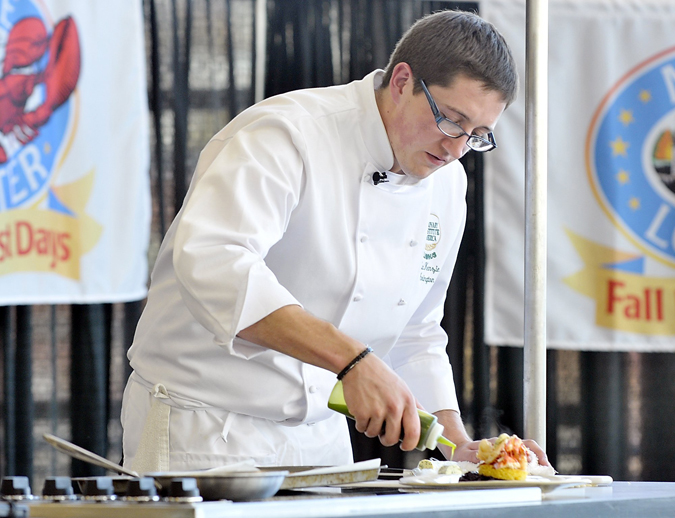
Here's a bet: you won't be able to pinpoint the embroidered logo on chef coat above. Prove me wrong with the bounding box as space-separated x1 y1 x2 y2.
420 213 441 284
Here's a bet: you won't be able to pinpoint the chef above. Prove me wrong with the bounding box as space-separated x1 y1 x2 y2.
122 9 548 472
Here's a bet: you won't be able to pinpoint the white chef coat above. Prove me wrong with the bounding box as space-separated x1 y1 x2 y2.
122 70 467 468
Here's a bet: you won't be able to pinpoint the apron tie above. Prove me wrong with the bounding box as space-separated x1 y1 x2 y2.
220 411 236 443
130 383 171 474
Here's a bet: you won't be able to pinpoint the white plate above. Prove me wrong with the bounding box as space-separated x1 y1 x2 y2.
400 474 612 491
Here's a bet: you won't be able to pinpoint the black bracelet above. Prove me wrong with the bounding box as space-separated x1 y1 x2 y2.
337 346 373 380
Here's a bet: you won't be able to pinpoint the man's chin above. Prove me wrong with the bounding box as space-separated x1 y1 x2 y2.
401 165 440 180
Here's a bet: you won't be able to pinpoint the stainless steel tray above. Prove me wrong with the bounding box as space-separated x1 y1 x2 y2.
260 459 381 489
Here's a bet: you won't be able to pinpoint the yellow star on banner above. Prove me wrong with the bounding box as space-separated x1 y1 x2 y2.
616 169 630 184
610 136 629 156
629 197 640 210
639 90 651 102
618 109 634 126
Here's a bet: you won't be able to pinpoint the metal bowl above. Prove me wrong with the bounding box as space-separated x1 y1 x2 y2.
146 470 289 501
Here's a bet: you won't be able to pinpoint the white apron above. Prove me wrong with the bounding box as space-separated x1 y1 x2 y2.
122 373 354 472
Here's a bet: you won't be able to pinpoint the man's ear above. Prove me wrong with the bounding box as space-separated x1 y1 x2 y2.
389 62 413 104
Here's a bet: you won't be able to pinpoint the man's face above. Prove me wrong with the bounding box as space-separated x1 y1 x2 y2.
385 67 507 179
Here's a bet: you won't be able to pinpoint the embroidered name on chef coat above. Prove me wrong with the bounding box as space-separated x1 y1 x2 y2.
420 214 441 284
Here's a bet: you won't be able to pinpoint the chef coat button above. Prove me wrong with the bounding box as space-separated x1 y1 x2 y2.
398 299 406 306
353 294 363 302
363 174 371 182
360 235 368 243
409 240 418 247
308 385 317 393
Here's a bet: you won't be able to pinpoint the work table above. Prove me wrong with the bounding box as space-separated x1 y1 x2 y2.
13 481 675 518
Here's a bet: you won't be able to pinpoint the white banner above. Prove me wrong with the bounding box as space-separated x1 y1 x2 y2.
482 0 675 351
0 0 150 304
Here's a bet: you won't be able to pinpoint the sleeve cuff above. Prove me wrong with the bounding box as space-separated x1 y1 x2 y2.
234 261 303 336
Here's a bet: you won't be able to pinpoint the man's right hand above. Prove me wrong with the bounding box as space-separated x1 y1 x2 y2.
340 351 421 451
238 305 422 450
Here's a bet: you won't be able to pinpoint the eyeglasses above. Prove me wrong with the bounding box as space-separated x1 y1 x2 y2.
419 79 497 153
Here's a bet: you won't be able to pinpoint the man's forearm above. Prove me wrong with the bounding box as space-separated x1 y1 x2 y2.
237 304 364 374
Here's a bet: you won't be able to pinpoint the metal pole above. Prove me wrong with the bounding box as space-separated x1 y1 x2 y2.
524 0 548 448
254 0 267 102
15 306 34 481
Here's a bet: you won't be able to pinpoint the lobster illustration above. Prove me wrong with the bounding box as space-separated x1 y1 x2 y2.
0 15 81 163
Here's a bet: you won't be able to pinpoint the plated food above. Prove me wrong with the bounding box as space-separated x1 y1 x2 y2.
417 459 462 475
400 435 612 491
476 434 529 481
410 433 557 484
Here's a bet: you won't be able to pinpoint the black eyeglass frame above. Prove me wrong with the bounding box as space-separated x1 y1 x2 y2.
419 79 497 152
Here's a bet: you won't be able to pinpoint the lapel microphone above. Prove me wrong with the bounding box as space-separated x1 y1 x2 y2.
372 172 388 185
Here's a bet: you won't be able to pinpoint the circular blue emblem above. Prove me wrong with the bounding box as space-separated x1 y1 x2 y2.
587 47 675 267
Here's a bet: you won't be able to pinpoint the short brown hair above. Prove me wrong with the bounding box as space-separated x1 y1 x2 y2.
380 10 518 106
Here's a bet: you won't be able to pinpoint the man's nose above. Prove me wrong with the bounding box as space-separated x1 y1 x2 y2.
442 136 469 161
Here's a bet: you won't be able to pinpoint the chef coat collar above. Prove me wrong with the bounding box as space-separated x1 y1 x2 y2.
358 70 397 174
377 170 422 192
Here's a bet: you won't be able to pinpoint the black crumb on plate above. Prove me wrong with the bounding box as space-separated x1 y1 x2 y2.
459 472 495 482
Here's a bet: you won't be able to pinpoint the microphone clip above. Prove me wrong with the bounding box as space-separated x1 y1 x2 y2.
372 172 388 185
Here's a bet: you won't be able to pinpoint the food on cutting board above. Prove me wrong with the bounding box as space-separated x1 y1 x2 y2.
416 459 467 475
414 459 473 484
413 459 463 483
476 433 529 481
415 433 556 483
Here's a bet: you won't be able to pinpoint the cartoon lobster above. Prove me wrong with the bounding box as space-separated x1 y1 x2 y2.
0 15 81 163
